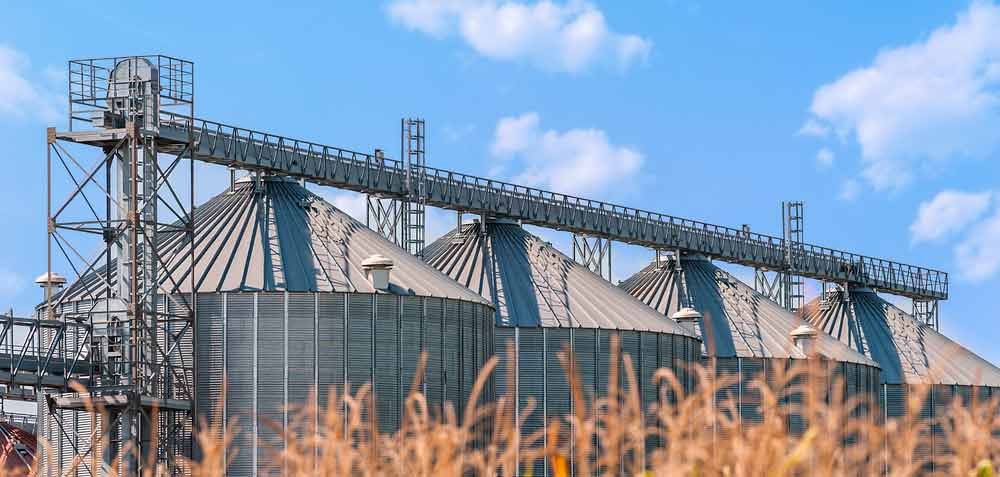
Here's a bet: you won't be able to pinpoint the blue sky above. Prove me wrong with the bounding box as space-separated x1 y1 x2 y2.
2 1 1000 362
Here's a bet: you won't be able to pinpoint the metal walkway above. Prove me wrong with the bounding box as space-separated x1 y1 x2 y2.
77 112 944 301
0 313 94 394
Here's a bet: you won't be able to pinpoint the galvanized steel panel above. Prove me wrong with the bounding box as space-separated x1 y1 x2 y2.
225 293 255 477
180 292 493 477
317 293 345 409
425 298 444 407
374 294 400 433
804 288 1000 387
256 293 285 473
347 294 374 405
545 328 571 451
621 256 876 367
423 222 693 336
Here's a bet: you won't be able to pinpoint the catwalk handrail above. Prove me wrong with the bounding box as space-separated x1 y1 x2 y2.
155 112 948 300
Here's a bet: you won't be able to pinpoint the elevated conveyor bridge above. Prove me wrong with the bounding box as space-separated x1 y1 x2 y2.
58 111 947 302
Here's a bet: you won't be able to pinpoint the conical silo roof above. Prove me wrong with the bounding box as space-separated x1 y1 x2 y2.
422 221 695 336
802 288 1000 387
620 255 878 366
57 176 490 305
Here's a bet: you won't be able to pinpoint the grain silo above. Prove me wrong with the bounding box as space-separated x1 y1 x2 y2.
620 254 882 430
423 220 702 476
40 176 495 477
802 287 1000 470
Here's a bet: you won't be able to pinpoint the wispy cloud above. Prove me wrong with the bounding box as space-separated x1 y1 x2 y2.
0 45 61 122
801 2 1000 190
838 179 861 202
910 187 1000 282
955 204 1000 281
816 148 835 167
910 190 993 243
385 0 652 73
490 112 643 197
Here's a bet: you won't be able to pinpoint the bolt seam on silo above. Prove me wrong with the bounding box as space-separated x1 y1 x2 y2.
283 292 289 463
252 293 258 477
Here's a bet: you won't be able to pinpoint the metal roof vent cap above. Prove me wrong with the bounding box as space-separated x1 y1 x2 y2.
361 254 394 291
34 272 66 288
35 271 66 302
790 324 819 356
671 307 702 335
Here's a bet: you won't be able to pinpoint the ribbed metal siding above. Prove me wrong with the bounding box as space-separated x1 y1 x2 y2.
287 293 315 437
226 294 254 477
881 383 1000 472
195 294 224 457
496 326 699 476
316 294 345 410
545 328 571 470
400 296 423 405
256 294 285 471
192 292 491 477
425 298 444 408
701 357 881 439
374 294 399 433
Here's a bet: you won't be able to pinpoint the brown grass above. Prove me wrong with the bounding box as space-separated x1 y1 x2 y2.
19 338 1000 476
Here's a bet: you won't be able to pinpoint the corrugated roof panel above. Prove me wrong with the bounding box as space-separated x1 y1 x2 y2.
619 256 878 367
803 289 1000 386
423 221 694 336
57 177 490 306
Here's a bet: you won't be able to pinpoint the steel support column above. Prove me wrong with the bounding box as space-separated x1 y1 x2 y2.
913 299 939 330
572 234 612 281
366 118 427 257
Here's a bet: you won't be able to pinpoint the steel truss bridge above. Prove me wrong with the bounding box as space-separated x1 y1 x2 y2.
143 112 947 301
8 54 946 476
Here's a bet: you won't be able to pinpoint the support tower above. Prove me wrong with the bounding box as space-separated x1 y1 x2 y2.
572 234 612 281
45 56 197 476
366 118 427 257
754 201 805 313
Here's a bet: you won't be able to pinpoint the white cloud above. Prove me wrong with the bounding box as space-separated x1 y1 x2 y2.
955 206 1000 281
491 112 540 156
838 179 861 201
490 112 643 196
802 2 1000 190
0 45 61 122
386 0 652 72
797 118 830 138
816 148 835 167
910 190 993 243
317 189 369 222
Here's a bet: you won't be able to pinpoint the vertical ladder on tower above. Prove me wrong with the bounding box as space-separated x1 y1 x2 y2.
365 119 427 257
754 201 805 313
403 118 427 258
784 201 805 313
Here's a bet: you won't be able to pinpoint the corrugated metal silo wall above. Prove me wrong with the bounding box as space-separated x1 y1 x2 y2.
194 292 493 477
709 357 881 440
881 383 1000 473
492 326 701 477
